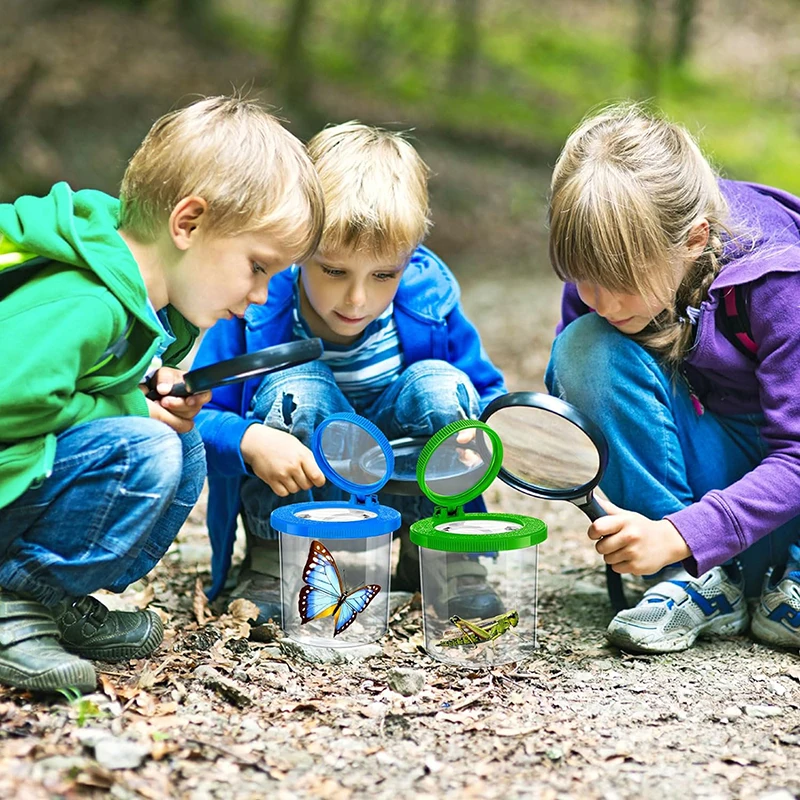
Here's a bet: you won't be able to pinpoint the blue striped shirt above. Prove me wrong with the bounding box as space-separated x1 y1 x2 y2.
291 271 404 405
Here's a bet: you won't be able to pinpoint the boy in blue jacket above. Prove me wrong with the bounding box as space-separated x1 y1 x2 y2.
195 122 507 622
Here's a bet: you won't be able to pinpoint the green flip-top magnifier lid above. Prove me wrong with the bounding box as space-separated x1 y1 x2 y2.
415 419 503 509
411 418 547 552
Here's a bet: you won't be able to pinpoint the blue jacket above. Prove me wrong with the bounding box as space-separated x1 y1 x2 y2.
195 245 506 597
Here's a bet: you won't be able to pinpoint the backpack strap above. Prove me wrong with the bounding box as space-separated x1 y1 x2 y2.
718 285 757 360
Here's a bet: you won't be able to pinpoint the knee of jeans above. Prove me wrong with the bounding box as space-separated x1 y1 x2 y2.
395 360 480 431
547 315 653 408
251 361 346 430
116 418 185 498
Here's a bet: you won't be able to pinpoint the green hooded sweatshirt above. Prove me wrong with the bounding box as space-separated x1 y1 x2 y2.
0 182 199 509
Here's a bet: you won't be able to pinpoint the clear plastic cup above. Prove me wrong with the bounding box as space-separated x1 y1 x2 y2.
270 413 401 647
409 419 547 666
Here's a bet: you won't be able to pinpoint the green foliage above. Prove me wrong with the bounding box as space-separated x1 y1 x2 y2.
57 687 106 727
216 1 800 191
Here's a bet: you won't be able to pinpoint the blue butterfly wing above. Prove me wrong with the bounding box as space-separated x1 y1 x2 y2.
298 540 344 624
333 584 381 636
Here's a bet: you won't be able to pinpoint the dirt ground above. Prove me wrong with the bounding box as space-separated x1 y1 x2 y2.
2 3 800 799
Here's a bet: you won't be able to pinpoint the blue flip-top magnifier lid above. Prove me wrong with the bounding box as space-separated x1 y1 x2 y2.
312 413 394 499
270 412 401 539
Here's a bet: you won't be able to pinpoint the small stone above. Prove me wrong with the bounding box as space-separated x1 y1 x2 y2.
721 705 742 721
386 667 425 697
194 665 253 708
545 746 563 761
743 704 782 718
94 738 150 770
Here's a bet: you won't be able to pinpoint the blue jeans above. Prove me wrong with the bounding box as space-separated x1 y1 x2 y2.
0 417 206 606
545 314 799 596
240 359 481 538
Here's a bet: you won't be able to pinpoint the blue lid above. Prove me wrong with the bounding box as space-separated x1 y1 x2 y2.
271 500 401 539
270 413 400 539
312 413 394 501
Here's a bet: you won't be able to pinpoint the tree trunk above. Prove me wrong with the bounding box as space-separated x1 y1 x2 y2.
671 0 697 66
449 0 480 94
278 0 315 107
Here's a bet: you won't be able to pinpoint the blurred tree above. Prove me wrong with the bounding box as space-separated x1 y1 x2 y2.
278 0 315 108
634 0 661 98
671 0 697 66
357 0 388 74
449 0 480 93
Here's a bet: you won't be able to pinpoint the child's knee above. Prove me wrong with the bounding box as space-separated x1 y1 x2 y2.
395 360 480 431
547 315 655 406
115 417 185 499
249 361 346 431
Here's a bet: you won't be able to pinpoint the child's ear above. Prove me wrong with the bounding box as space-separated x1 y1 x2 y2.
170 196 208 250
686 218 710 261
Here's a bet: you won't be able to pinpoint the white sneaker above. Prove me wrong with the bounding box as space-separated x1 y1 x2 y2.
606 564 749 654
750 568 800 650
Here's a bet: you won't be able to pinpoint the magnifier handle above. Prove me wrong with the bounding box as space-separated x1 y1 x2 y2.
575 495 607 522
145 381 192 401
573 495 630 612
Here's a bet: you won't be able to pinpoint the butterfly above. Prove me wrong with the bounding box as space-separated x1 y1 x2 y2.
298 540 382 637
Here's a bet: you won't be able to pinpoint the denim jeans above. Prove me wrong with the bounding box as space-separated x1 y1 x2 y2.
545 313 799 596
240 359 482 539
0 416 206 606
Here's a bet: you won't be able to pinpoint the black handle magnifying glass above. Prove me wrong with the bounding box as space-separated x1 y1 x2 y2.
479 391 630 612
146 338 324 400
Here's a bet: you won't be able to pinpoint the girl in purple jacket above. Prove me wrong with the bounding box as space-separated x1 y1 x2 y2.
546 103 800 654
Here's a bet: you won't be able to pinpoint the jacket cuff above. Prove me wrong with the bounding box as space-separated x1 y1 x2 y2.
197 412 260 477
665 494 746 576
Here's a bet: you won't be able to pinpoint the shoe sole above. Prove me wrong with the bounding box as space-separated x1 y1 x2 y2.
607 608 749 654
751 611 800 649
0 658 96 694
63 614 164 662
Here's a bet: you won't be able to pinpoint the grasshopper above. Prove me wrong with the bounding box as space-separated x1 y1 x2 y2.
438 610 520 648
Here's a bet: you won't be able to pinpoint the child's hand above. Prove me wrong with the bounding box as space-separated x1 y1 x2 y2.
241 425 326 497
455 427 484 469
140 367 212 433
587 500 692 575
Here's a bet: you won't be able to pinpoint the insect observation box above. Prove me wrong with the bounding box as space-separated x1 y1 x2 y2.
271 413 401 647
409 419 547 667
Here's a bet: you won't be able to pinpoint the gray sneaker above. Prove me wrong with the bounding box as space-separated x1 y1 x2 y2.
606 564 749 654
750 568 800 649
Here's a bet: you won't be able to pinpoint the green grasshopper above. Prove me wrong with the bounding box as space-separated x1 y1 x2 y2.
438 610 520 648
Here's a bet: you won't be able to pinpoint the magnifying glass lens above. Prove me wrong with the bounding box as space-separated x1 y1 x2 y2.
487 406 600 492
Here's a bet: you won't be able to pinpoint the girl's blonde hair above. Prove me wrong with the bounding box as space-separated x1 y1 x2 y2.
548 103 731 364
119 95 324 264
307 121 431 260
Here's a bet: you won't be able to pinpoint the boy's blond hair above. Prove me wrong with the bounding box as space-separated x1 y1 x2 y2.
307 121 431 260
119 96 324 263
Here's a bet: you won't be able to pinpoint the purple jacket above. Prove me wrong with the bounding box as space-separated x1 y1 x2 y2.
558 180 800 575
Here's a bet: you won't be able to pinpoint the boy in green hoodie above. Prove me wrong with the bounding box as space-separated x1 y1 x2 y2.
0 95 324 693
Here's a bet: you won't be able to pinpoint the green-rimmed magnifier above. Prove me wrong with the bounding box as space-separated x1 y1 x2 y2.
410 419 547 552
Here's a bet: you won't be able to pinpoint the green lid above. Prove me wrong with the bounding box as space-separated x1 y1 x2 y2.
409 512 547 552
416 419 503 510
